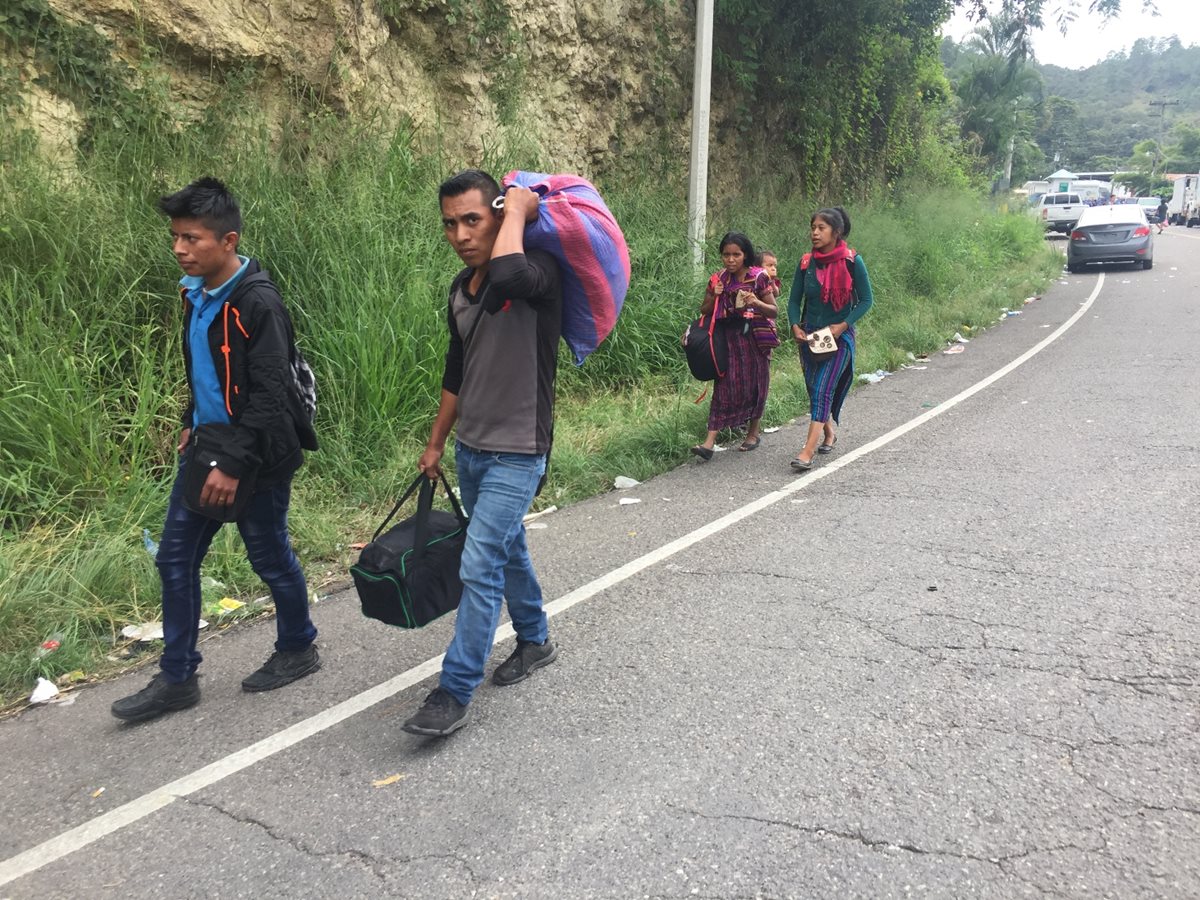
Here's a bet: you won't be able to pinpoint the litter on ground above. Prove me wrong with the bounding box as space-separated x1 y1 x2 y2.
120 622 165 641
613 476 640 489
762 426 781 433
858 370 889 384
618 497 642 505
29 678 60 705
943 345 966 355
526 522 548 530
523 505 558 523
372 774 408 788
952 332 970 343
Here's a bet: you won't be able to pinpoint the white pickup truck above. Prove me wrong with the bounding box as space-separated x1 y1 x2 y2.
1033 192 1085 233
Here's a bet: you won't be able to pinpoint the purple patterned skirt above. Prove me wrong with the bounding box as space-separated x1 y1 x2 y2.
708 322 770 430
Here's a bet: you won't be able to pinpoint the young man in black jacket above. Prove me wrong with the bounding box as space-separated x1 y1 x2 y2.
112 177 321 723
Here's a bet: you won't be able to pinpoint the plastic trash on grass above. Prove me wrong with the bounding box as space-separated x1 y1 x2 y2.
613 476 640 489
29 678 60 705
142 528 158 559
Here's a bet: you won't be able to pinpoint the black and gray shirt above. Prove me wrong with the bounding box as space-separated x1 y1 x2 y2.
441 251 562 455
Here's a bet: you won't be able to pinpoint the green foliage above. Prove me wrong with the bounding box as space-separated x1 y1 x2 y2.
1113 171 1172 197
945 10 1199 177
1035 36 1200 169
712 0 961 196
0 0 169 145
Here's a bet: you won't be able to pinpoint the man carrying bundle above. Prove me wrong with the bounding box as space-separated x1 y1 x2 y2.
403 170 562 737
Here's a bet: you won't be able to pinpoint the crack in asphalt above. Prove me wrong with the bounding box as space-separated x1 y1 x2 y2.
668 803 1102 871
182 795 480 889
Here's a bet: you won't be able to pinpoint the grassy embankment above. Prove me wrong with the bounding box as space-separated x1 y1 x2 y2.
0 117 1062 706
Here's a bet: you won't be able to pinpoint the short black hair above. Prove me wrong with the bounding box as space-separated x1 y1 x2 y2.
438 169 502 207
717 231 756 267
812 207 852 239
158 177 242 238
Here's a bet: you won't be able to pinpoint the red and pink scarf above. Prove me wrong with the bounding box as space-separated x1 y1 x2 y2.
811 241 856 312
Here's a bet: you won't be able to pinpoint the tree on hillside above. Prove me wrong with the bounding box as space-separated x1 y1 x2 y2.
711 0 957 194
1166 123 1200 171
964 10 1037 66
954 11 1045 187
1125 137 1163 178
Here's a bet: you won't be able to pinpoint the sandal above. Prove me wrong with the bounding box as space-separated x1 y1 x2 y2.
690 445 714 461
738 437 761 452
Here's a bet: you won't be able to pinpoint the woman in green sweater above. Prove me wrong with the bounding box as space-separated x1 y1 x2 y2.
787 207 874 471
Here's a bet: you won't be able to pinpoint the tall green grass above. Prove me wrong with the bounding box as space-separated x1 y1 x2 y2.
0 109 1060 705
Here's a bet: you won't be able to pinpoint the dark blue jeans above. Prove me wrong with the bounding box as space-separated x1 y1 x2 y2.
157 465 317 683
439 442 547 705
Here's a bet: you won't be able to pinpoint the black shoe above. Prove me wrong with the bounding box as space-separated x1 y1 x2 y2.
492 639 558 687
402 687 469 736
111 673 200 722
242 645 321 692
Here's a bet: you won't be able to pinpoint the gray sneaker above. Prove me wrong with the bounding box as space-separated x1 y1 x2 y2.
111 673 200 722
402 687 470 736
492 639 558 686
242 645 320 692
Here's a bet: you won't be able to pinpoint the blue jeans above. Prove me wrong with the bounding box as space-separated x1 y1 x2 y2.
440 442 547 705
157 465 317 683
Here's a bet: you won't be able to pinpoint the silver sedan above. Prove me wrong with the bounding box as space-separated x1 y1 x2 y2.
1066 205 1154 273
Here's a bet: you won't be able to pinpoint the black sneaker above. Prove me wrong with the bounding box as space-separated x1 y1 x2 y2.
401 687 469 736
111 673 200 722
492 639 558 686
241 645 321 692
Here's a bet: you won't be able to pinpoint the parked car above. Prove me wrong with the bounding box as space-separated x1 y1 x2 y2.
1032 192 1085 234
1066 205 1153 273
1137 196 1164 223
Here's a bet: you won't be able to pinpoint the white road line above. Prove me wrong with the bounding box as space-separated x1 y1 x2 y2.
0 274 1106 889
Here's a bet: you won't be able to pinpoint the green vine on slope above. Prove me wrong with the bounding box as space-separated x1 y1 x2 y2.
712 0 955 196
0 0 143 146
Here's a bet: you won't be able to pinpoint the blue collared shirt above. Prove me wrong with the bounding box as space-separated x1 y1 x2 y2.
182 256 250 427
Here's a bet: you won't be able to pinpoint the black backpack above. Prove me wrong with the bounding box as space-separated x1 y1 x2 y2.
240 272 317 425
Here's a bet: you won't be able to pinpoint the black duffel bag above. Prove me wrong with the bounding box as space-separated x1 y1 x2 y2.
683 311 728 381
351 472 469 629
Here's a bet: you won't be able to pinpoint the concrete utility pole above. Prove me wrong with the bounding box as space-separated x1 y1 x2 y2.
687 0 715 278
1148 98 1179 176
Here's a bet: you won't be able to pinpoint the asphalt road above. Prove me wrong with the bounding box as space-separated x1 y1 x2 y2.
2 231 1199 899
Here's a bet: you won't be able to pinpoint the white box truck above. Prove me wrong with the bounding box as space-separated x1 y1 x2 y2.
1168 175 1199 227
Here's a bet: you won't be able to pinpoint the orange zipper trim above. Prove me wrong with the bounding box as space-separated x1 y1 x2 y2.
221 303 233 416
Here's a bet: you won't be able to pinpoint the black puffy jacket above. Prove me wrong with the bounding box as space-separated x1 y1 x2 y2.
180 260 318 486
